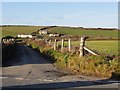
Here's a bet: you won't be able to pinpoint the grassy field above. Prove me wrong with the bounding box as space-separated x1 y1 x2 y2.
1 26 119 39
86 41 118 55
1 26 44 37
49 27 118 39
57 40 118 56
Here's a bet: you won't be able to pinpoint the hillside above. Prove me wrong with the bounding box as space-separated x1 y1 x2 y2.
1 26 119 40
48 27 119 39
1 26 44 37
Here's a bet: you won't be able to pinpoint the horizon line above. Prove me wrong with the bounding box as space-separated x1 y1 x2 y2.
0 24 118 29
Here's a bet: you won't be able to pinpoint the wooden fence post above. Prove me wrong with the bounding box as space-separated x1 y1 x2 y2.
54 39 57 50
61 39 64 52
80 37 85 57
68 39 71 52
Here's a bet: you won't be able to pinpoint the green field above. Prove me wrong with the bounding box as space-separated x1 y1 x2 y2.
49 27 118 39
86 41 118 55
57 40 118 55
1 26 119 39
1 26 44 37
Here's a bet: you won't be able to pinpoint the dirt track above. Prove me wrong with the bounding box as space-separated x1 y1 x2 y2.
1 45 119 89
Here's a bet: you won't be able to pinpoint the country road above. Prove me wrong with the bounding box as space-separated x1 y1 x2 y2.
1 45 119 89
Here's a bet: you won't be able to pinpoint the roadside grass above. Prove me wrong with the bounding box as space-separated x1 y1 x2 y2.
49 27 118 39
1 26 44 37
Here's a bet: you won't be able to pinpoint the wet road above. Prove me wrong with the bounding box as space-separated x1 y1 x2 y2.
1 45 119 89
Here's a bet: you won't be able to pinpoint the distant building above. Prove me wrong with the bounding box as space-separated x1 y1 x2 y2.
17 34 32 38
38 30 48 35
49 33 59 37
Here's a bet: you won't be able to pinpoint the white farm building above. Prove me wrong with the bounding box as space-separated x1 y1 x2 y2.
17 34 32 38
38 30 48 35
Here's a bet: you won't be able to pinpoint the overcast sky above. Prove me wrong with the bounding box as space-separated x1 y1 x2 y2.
1 2 118 28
